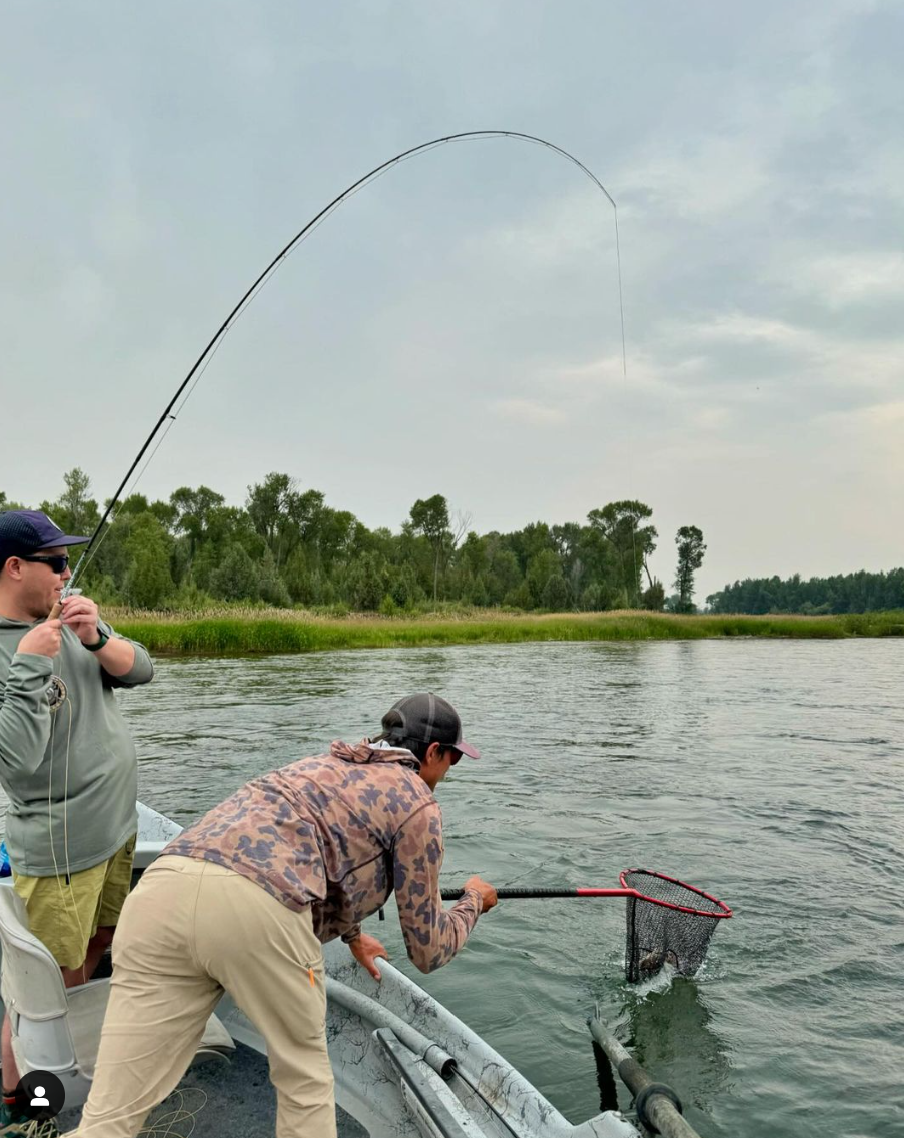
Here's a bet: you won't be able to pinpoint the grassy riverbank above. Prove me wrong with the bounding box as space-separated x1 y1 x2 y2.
104 606 904 656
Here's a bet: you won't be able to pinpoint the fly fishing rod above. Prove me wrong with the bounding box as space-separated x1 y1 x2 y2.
442 869 733 983
48 129 627 615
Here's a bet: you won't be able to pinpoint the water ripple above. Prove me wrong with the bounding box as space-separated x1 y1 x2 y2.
118 639 904 1138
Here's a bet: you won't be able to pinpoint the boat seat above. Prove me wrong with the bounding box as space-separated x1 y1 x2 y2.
0 885 234 1111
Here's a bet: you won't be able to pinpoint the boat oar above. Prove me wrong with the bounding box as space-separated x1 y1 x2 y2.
589 1018 704 1138
441 870 733 983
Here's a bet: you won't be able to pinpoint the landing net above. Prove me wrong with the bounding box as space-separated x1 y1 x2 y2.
621 869 731 983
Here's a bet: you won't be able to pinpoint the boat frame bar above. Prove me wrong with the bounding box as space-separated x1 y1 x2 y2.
588 1020 704 1138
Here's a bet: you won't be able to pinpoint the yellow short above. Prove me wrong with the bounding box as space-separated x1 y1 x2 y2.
12 836 136 971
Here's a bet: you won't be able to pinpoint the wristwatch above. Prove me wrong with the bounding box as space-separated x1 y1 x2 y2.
84 627 110 652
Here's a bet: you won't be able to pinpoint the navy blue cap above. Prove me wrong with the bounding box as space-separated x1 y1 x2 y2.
0 510 89 554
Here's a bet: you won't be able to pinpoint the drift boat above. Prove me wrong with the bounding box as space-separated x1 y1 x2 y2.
0 803 659 1138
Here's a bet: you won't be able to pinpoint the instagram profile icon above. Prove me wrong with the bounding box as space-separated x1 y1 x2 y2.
15 1070 65 1121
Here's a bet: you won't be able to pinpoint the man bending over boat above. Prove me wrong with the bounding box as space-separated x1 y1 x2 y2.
68 693 498 1138
0 510 154 1133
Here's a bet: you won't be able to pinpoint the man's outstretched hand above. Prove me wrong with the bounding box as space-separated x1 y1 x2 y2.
348 933 389 980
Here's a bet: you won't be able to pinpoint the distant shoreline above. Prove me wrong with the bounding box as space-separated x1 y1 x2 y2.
106 607 904 657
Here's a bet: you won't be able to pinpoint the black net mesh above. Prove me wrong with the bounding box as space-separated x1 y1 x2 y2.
623 870 725 983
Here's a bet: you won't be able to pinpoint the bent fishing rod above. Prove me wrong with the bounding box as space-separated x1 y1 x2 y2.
54 129 628 612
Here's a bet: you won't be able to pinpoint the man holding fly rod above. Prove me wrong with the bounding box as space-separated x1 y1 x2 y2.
68 693 498 1138
0 509 154 1131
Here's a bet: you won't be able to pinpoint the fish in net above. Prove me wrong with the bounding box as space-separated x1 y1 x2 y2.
621 869 731 983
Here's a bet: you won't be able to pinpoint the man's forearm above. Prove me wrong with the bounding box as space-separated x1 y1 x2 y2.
93 636 136 677
0 657 53 776
400 889 481 974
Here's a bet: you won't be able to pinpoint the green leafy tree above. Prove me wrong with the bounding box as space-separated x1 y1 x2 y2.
526 549 563 605
641 579 666 611
468 574 490 607
258 552 292 607
551 522 586 596
37 469 102 588
456 532 487 577
587 500 657 606
209 544 261 602
122 514 174 609
572 526 617 602
387 563 424 610
317 508 361 572
580 583 604 611
171 486 226 555
0 491 24 512
188 504 260 592
504 580 535 610
54 467 100 535
282 548 314 605
347 553 386 611
674 525 706 613
378 593 399 616
508 522 555 574
148 499 178 531
247 473 301 569
707 566 904 615
409 494 450 603
484 541 521 606
541 574 570 611
292 489 326 542
22 467 787 619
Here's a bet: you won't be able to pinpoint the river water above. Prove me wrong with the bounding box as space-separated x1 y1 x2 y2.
120 640 903 1138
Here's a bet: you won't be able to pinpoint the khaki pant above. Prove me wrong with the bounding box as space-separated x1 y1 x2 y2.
73 855 336 1138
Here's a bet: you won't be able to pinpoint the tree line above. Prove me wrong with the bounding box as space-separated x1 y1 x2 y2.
707 569 904 615
1 472 708 614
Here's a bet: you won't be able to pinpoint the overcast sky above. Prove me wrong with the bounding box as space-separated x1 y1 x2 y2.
1 1 901 597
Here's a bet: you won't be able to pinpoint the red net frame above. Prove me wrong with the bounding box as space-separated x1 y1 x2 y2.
619 869 732 983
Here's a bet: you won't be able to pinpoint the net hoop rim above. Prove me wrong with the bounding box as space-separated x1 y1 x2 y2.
619 868 733 919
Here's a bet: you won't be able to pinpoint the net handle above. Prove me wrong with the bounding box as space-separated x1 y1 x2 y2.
439 887 631 900
441 878 733 919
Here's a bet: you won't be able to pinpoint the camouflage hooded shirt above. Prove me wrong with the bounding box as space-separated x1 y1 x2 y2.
164 739 481 973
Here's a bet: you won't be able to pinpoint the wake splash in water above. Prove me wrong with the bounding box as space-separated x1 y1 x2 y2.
629 961 679 999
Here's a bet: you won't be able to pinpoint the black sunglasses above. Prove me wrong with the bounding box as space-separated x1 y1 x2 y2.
20 554 70 574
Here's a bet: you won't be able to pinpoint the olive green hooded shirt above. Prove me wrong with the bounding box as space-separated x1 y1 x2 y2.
0 616 154 876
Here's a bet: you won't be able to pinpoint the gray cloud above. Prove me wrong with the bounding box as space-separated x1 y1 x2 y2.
1 0 901 598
